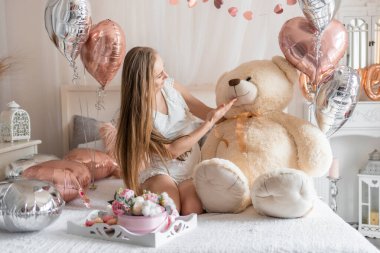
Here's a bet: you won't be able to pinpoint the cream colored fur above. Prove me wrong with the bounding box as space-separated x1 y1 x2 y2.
194 56 333 218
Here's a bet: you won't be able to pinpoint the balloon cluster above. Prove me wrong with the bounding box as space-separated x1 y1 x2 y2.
279 0 360 137
44 0 126 89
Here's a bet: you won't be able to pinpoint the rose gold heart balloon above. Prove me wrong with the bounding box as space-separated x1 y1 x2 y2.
279 17 348 86
363 64 380 101
299 0 337 32
81 19 126 89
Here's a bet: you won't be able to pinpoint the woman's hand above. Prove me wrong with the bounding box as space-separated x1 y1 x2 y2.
206 98 237 126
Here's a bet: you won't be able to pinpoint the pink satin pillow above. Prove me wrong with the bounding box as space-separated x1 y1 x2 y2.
22 160 91 202
99 122 117 158
99 123 121 178
64 148 118 180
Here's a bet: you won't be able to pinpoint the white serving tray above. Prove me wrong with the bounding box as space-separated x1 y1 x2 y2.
67 210 197 248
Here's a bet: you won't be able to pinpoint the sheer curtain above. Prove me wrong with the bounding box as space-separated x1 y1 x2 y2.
0 0 302 157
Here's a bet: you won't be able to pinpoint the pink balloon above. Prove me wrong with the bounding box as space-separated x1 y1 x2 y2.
22 160 91 202
64 148 118 180
279 17 348 85
81 19 126 89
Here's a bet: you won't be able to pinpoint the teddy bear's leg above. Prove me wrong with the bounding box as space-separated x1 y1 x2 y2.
193 158 251 213
251 168 316 218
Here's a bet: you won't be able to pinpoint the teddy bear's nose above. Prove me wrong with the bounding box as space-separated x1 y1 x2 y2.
228 79 240 87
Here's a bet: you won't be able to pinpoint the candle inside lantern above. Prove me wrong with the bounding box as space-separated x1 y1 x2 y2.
329 158 340 179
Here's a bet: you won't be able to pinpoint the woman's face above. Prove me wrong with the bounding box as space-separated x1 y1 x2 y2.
153 54 168 92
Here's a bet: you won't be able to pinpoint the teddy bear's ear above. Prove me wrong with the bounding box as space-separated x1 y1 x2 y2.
272 56 298 85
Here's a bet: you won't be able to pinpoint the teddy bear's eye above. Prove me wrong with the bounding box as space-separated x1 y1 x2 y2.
246 77 251 81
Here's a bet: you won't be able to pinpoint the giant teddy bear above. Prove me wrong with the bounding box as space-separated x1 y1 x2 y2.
193 56 333 218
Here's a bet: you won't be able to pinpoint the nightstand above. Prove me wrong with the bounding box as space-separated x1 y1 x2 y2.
0 140 41 180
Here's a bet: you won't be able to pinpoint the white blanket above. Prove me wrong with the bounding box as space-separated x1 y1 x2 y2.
1 179 378 253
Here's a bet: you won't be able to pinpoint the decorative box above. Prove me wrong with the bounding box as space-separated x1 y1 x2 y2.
0 101 31 142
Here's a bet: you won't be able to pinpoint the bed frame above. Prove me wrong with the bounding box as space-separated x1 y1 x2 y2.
60 85 122 155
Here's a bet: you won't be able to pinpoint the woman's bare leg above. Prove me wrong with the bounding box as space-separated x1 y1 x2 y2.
178 179 204 215
141 174 181 212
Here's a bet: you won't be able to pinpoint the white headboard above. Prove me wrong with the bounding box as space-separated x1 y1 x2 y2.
60 85 121 155
60 84 216 155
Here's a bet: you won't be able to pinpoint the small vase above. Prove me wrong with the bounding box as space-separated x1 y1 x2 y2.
117 212 168 234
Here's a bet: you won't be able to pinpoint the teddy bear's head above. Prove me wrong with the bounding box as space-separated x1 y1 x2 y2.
215 56 298 118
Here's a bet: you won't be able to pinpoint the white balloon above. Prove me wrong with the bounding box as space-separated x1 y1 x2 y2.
315 66 360 137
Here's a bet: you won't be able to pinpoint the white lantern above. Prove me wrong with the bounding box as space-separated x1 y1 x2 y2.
0 101 31 142
358 149 380 238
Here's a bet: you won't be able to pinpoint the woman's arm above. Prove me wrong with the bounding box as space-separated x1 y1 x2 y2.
164 98 236 159
173 82 213 121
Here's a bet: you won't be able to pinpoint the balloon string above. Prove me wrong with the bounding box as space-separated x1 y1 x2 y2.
315 31 322 95
71 61 80 85
88 87 106 190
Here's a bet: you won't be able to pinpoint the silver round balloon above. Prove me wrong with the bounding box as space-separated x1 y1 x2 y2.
299 0 339 32
315 66 360 137
44 0 92 65
0 179 65 232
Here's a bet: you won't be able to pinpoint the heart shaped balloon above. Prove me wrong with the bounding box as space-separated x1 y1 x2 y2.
81 19 126 89
298 0 337 32
315 66 360 137
44 0 92 65
279 17 348 86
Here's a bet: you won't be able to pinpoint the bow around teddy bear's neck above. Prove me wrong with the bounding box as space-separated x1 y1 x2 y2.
214 111 263 153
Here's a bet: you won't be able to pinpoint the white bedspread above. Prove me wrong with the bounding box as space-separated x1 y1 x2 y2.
1 179 378 253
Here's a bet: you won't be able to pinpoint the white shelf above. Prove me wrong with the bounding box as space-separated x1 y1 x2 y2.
0 140 41 181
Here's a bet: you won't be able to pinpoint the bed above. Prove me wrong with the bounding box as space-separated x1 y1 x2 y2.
0 84 377 253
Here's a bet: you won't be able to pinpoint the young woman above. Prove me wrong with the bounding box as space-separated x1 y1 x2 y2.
116 46 235 215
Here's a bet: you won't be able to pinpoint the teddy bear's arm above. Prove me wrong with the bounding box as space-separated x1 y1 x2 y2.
201 127 224 160
269 112 333 177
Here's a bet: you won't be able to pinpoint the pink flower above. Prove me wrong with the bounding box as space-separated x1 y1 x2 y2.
120 189 135 200
112 201 126 216
143 192 159 203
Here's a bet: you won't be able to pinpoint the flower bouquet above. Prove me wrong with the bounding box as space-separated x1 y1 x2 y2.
111 188 179 234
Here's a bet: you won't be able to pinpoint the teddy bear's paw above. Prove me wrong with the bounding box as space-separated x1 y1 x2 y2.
193 158 251 213
251 168 317 218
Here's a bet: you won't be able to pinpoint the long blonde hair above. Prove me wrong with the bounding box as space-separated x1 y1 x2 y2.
116 47 173 194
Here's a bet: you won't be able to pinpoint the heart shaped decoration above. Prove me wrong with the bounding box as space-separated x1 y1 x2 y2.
81 19 126 89
214 0 223 9
243 11 253 21
314 66 360 137
228 7 238 17
299 0 336 32
187 0 197 8
279 17 348 85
